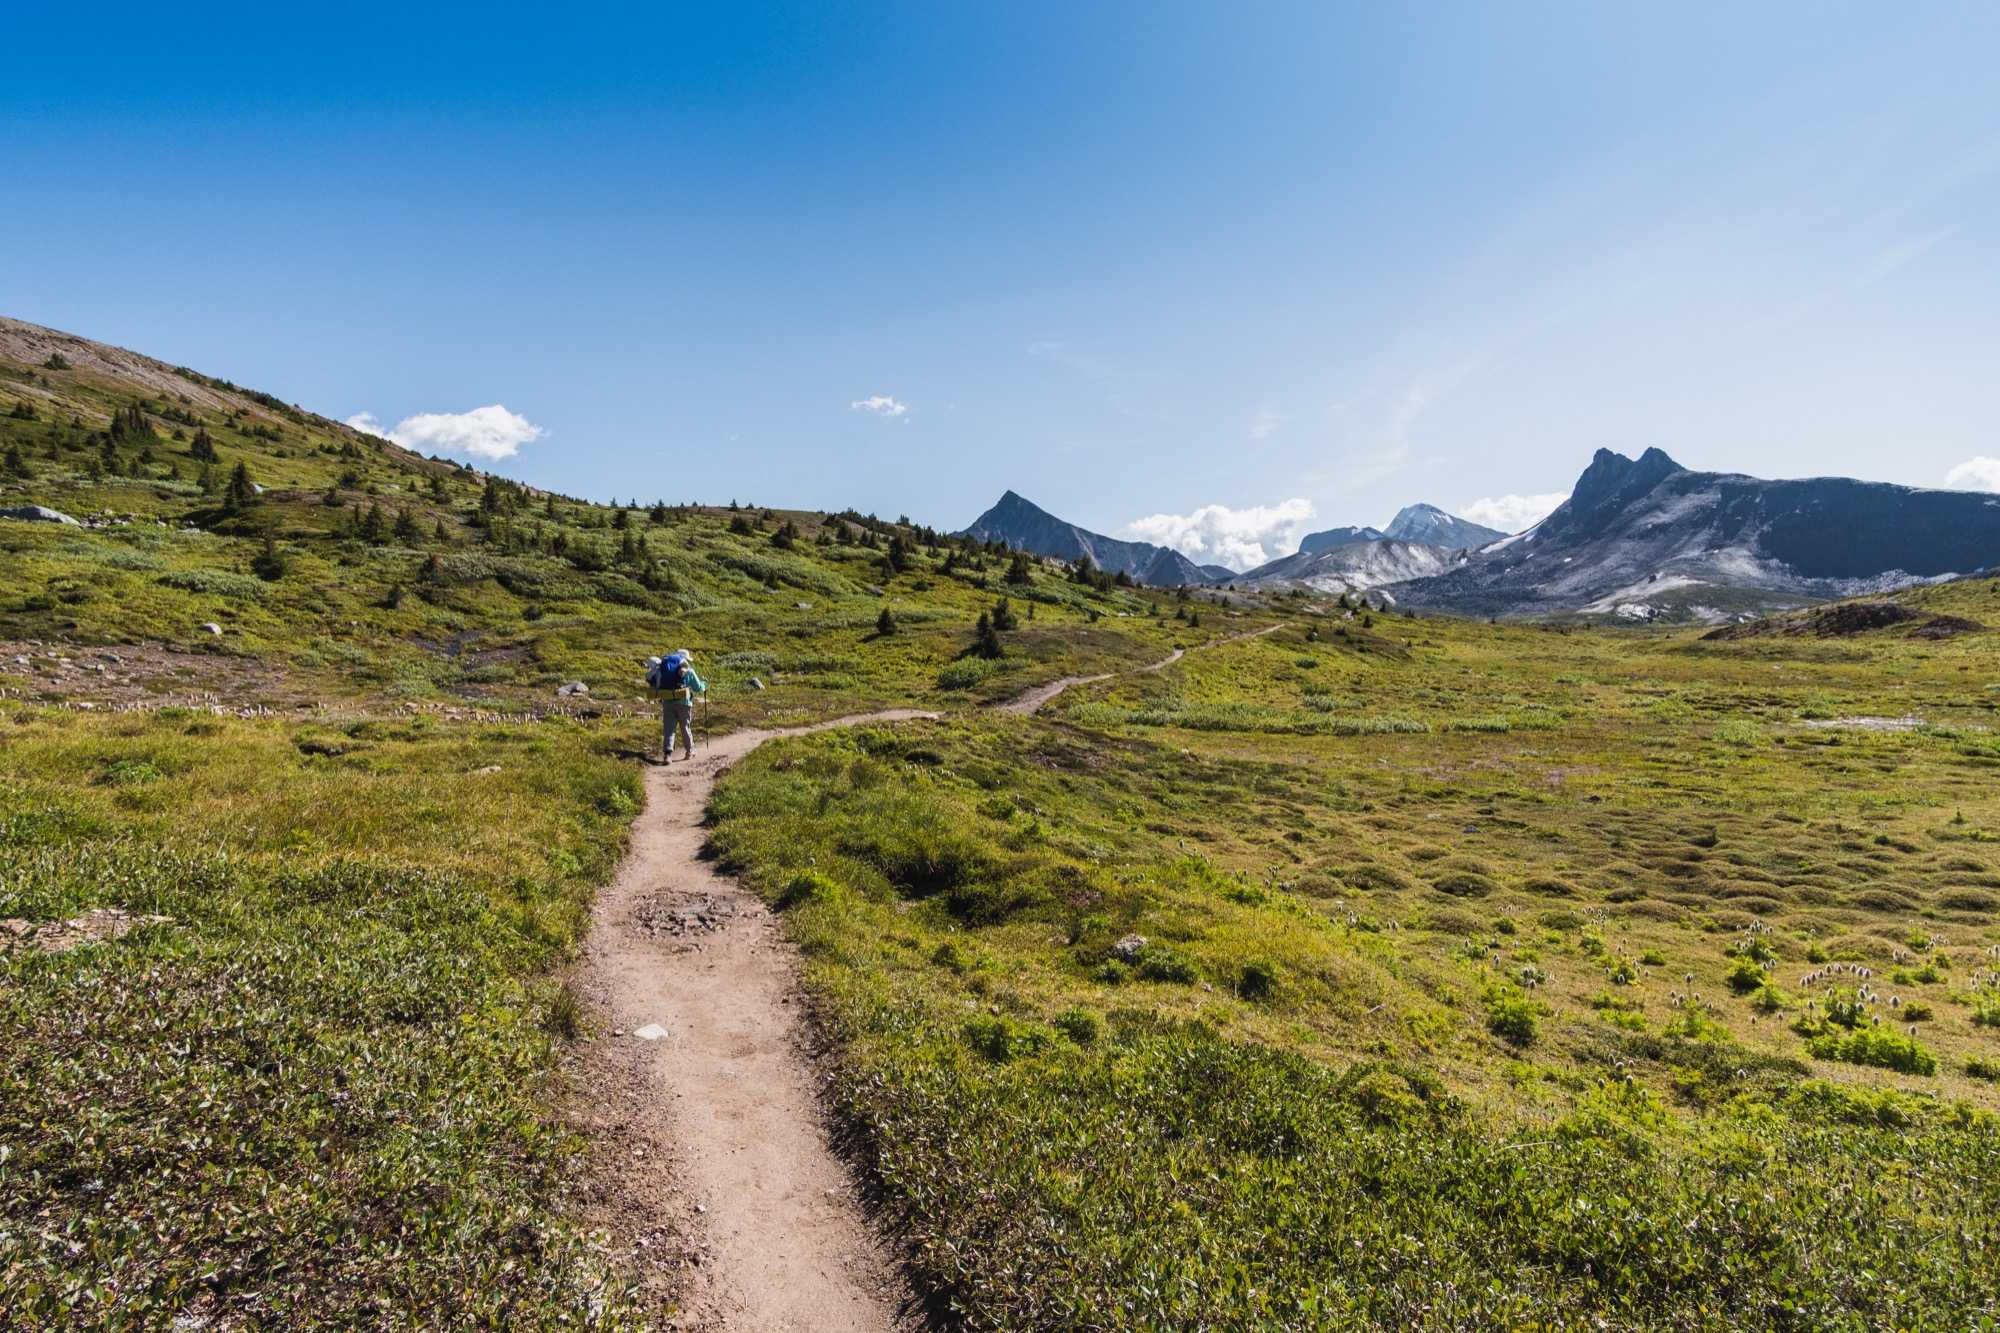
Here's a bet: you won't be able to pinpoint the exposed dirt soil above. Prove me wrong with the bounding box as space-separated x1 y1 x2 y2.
0 908 172 954
572 712 935 1333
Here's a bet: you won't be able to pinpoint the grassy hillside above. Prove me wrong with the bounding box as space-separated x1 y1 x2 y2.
0 318 1217 729
0 319 1272 1326
5 319 1998 1327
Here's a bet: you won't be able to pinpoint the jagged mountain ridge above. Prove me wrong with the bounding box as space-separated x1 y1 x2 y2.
960 490 1230 585
1390 448 2000 618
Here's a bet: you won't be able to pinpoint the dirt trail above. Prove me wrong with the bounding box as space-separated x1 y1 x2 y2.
998 622 1284 716
577 711 933 1332
575 623 1283 1329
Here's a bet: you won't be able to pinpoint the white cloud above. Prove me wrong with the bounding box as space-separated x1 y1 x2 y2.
1945 457 2000 493
1459 492 1567 533
346 405 544 461
849 394 909 418
1123 498 1316 572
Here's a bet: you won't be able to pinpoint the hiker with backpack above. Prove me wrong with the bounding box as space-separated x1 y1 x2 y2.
646 648 707 762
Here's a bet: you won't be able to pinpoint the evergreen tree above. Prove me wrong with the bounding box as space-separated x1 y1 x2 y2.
613 506 630 530
969 612 1005 659
3 443 30 479
422 552 447 586
393 507 419 542
434 518 450 543
1006 551 1034 584
650 501 668 525
108 402 154 443
224 461 256 513
250 533 289 581
991 596 1019 631
189 426 219 462
772 519 800 550
361 502 387 544
875 607 898 636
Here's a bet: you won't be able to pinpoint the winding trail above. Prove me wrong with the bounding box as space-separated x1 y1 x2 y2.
998 622 1283 716
574 622 1283 1329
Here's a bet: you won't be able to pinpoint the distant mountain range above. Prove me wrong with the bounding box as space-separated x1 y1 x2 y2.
960 491 1233 586
1390 448 2000 618
967 452 2000 620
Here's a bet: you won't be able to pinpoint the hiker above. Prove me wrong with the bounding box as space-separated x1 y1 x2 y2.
648 648 707 762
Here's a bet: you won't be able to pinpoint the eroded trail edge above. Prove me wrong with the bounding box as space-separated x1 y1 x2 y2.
574 625 1281 1329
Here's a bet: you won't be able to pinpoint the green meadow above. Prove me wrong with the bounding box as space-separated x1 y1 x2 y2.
708 601 2000 1328
5 349 1999 1327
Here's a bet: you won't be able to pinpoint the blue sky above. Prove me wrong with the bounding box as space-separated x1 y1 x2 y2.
5 2 1999 568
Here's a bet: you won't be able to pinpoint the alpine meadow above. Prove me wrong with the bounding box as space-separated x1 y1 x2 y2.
8 4 2000 1330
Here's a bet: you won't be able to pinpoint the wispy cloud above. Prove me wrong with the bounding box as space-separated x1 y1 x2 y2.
346 405 544 460
1945 457 2000 493
1122 498 1315 572
1459 492 1566 533
1853 228 1955 290
1248 408 1285 442
849 394 909 419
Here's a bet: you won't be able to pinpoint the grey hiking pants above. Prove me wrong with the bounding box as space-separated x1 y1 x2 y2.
663 697 695 758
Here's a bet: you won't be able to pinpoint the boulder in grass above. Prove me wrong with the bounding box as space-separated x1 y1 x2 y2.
199 622 223 636
1111 933 1148 962
556 680 590 697
1 505 80 526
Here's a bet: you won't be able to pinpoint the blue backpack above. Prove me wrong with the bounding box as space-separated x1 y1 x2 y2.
648 653 686 690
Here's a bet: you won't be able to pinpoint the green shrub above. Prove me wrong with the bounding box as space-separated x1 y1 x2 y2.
1237 960 1280 1001
1053 1008 1100 1046
1136 945 1198 984
1727 958 1769 993
158 567 266 599
937 658 999 690
1486 992 1544 1046
1807 1027 1937 1075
